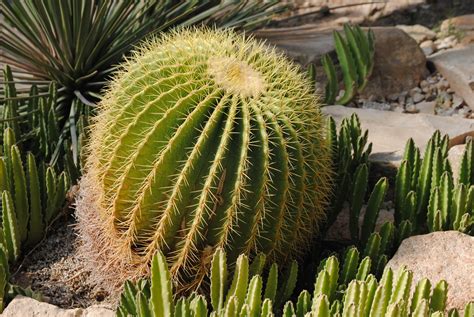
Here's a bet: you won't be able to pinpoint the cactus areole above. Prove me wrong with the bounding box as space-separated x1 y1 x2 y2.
76 29 331 292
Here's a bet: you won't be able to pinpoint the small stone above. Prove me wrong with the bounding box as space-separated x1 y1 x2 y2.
427 75 438 85
398 91 408 104
361 100 391 111
393 106 405 113
412 92 425 103
443 99 453 109
420 40 435 55
387 93 399 102
436 79 450 91
416 101 436 114
457 106 472 117
409 87 422 95
422 86 430 94
437 108 455 116
435 35 458 50
337 89 345 100
405 103 419 113
452 94 465 108
439 91 453 102
425 93 436 102
368 94 377 102
420 80 429 89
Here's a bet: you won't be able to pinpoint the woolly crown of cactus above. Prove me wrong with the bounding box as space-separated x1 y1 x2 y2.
76 28 331 293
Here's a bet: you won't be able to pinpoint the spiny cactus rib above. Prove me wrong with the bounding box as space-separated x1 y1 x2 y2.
1 191 20 262
10 145 29 243
26 153 43 246
76 28 331 292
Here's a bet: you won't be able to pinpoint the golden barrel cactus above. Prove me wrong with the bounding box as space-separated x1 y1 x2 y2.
76 29 331 292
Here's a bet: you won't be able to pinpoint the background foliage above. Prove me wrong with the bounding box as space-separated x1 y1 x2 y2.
1 0 286 165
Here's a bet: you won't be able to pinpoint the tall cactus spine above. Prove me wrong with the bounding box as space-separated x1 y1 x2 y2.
76 28 331 292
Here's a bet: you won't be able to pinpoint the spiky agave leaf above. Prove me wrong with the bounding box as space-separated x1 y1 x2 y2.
76 28 331 295
1 0 287 164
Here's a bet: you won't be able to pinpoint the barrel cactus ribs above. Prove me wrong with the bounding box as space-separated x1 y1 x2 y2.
76 28 331 292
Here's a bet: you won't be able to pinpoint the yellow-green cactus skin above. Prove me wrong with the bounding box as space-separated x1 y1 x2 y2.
76 28 331 291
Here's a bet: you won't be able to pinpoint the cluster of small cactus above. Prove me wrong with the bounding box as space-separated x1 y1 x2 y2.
395 134 474 234
118 248 474 317
0 127 69 312
2 66 83 178
117 249 298 317
0 71 74 312
76 28 332 291
329 120 474 240
324 114 373 230
0 127 69 253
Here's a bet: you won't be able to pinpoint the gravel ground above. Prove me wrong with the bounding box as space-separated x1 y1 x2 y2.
338 71 473 118
9 214 114 309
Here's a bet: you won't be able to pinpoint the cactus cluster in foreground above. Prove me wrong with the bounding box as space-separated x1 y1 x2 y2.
76 28 331 291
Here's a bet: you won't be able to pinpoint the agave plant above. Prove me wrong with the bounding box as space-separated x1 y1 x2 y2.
1 0 286 164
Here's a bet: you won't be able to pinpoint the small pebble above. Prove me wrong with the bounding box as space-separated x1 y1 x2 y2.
393 106 405 113
405 104 419 114
416 101 436 114
409 87 422 95
436 79 450 91
361 101 391 111
387 93 399 102
420 40 435 55
413 93 425 103
437 108 455 116
420 80 429 89
452 94 464 109
351 70 471 120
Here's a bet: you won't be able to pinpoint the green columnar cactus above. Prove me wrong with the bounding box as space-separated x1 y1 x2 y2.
76 28 331 291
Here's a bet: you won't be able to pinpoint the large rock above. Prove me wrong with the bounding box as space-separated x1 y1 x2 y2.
429 45 474 109
0 296 114 317
386 231 474 312
361 27 428 98
322 106 474 166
